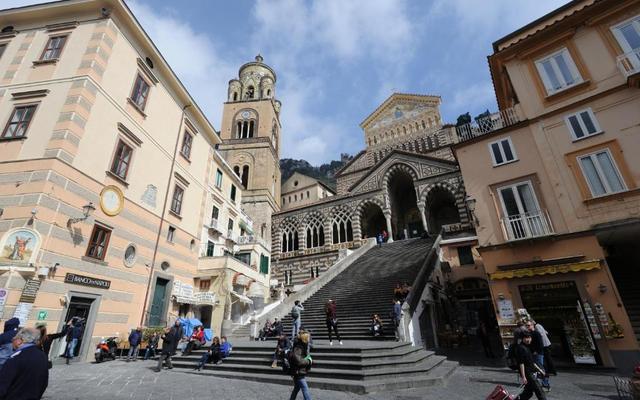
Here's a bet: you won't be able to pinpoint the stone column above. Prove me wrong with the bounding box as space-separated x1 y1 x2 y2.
384 210 394 243
419 205 429 234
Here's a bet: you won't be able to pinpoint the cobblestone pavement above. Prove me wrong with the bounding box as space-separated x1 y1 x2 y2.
43 359 619 400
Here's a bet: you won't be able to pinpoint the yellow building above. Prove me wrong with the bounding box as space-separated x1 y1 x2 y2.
0 0 270 361
453 0 640 370
281 172 335 211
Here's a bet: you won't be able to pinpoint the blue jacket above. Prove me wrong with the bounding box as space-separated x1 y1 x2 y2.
0 344 49 400
220 341 232 358
128 330 142 346
0 318 20 368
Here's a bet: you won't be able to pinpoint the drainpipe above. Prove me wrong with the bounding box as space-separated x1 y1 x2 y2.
139 104 191 326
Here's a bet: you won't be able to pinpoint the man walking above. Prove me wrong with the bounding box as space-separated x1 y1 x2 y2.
514 331 546 400
289 331 312 400
0 327 49 400
126 326 142 361
391 299 402 341
526 320 550 391
291 300 304 339
64 317 83 364
155 320 182 372
324 299 342 345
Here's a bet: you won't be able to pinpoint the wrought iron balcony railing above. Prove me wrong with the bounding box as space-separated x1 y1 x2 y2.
500 209 554 241
456 106 520 142
617 48 640 78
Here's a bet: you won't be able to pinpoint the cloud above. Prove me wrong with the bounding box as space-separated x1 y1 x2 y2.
447 82 497 118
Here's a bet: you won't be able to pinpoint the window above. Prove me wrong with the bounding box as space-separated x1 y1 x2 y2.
40 35 67 61
215 169 223 188
235 252 251 265
305 215 325 249
457 246 474 265
489 137 517 166
578 150 626 197
199 279 211 291
170 185 184 215
167 226 176 242
124 244 136 267
130 74 150 111
211 205 219 220
535 48 582 95
565 109 602 141
306 191 310 199
284 270 292 286
227 218 234 233
294 194 297 202
86 224 111 260
282 197 286 205
205 241 215 257
110 139 133 180
2 104 37 139
281 228 299 252
241 166 249 188
230 184 236 202
611 15 640 72
310 266 320 278
181 131 193 159
498 181 550 240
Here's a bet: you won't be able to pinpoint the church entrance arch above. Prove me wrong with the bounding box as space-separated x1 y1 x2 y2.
385 165 422 239
425 186 460 233
359 202 385 239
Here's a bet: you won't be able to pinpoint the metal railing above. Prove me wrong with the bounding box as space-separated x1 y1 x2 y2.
617 49 640 78
237 235 268 248
455 106 520 142
500 209 554 241
226 230 236 242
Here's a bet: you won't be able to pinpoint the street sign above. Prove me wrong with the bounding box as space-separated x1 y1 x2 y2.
37 310 48 320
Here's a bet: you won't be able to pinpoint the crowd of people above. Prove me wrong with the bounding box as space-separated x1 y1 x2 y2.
510 318 555 400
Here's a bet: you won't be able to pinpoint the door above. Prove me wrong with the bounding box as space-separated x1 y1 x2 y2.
62 297 93 357
498 181 544 239
149 278 169 327
612 16 640 70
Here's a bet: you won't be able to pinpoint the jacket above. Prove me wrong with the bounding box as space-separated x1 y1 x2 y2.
66 324 83 341
527 329 544 355
147 335 159 349
325 303 337 320
273 321 284 336
0 344 49 400
535 324 551 348
220 341 232 358
515 343 538 375
0 318 20 368
191 330 205 344
128 330 142 346
41 325 69 356
289 341 310 378
161 325 182 355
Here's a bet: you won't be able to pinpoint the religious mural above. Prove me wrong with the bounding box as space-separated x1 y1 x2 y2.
0 228 40 265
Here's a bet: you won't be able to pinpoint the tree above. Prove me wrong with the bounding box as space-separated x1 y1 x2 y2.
456 112 471 126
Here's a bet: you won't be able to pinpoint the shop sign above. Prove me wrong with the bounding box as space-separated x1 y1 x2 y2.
497 299 515 322
13 302 33 326
64 273 111 289
37 310 48 320
19 278 41 303
519 281 575 292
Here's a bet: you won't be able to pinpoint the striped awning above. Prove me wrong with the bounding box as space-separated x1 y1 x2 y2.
489 259 601 280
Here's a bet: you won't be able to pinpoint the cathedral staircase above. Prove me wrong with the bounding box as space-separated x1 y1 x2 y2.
171 238 457 393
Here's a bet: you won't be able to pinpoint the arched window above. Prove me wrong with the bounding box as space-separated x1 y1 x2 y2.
233 166 240 177
403 126 407 135
233 92 238 101
241 165 249 188
271 123 278 150
288 196 291 203
267 89 271 97
281 228 299 253
331 207 353 244
248 120 254 138
422 120 426 129
246 86 255 99
305 213 325 249
306 191 310 199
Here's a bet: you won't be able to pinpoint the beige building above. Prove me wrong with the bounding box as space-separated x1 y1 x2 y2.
280 172 335 211
453 0 640 370
0 0 270 361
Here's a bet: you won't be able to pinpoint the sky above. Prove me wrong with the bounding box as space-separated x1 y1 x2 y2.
5 0 568 165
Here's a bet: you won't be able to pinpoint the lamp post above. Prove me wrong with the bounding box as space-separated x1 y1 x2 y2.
67 202 96 226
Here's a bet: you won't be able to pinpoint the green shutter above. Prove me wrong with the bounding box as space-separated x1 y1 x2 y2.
260 255 269 274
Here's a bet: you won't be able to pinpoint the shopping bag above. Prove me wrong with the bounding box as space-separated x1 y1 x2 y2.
485 385 514 400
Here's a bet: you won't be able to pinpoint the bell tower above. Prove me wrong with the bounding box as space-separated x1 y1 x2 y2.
218 55 282 246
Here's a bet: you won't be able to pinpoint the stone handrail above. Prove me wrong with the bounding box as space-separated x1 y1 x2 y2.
253 238 376 329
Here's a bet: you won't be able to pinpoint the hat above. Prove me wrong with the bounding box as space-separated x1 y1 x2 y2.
35 322 47 328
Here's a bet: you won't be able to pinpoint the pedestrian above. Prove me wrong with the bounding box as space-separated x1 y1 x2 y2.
194 336 220 371
144 332 159 360
370 314 383 337
477 321 495 358
288 331 313 400
324 299 342 345
534 321 555 377
273 318 284 337
527 320 550 391
376 232 383 247
36 320 70 369
271 334 290 368
0 327 49 400
382 229 388 242
126 326 142 361
391 299 403 341
291 300 304 339
0 317 20 368
155 320 182 372
64 317 84 364
514 331 547 400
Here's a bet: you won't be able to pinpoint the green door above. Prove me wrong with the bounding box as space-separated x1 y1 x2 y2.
149 278 169 326
260 254 269 274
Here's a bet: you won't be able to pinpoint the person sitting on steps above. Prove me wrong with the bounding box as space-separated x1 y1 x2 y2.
220 336 232 362
370 314 383 337
257 320 273 341
182 325 205 356
271 333 290 368
195 336 220 371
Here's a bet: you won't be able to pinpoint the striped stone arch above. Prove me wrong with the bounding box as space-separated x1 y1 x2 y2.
353 197 385 241
419 179 469 226
381 162 419 189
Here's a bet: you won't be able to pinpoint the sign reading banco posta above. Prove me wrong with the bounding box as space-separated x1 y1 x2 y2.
64 273 111 289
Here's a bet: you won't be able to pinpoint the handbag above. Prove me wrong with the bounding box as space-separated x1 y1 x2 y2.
486 385 524 400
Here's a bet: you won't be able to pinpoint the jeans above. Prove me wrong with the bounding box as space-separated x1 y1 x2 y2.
292 318 301 338
156 353 172 370
534 354 550 387
66 338 78 358
289 377 312 400
326 319 341 342
127 345 139 360
144 347 155 360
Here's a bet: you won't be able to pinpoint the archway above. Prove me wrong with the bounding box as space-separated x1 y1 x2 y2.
359 202 385 239
387 167 422 239
426 186 460 233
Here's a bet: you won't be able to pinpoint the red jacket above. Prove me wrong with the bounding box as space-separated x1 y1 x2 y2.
325 302 337 319
191 330 205 344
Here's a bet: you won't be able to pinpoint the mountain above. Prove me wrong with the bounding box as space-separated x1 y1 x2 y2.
280 153 353 191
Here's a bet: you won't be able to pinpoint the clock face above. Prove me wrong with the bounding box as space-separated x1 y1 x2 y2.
241 111 250 119
100 186 124 216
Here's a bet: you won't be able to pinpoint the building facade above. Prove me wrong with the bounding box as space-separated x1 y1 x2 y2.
280 172 335 211
453 0 640 370
272 93 472 290
0 0 270 360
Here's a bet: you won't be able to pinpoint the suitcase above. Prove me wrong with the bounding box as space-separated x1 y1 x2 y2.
486 385 520 400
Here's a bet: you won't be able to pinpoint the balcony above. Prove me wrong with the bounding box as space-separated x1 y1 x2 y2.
500 209 554 241
226 230 237 243
206 218 224 234
237 235 268 248
617 49 640 88
455 106 521 142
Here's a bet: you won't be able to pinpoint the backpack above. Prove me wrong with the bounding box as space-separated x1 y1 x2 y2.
281 349 292 374
506 342 518 371
291 306 300 319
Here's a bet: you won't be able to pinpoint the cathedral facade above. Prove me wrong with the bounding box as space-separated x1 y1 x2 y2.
271 93 471 289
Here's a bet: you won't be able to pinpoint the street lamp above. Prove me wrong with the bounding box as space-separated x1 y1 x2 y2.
67 202 96 226
465 195 479 226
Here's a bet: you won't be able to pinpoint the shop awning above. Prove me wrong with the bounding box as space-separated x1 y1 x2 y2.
230 290 253 304
489 259 601 280
173 295 196 304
